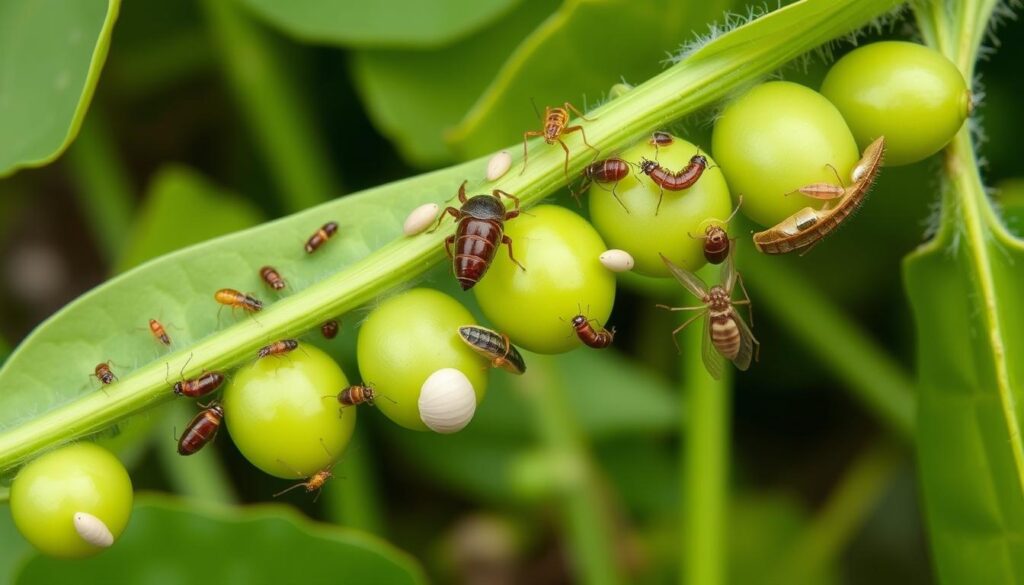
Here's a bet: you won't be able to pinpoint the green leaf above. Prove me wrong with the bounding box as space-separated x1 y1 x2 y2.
115 166 265 272
351 0 559 166
13 495 426 584
0 0 120 177
0 0 903 473
906 2 1024 581
445 0 730 159
236 0 523 48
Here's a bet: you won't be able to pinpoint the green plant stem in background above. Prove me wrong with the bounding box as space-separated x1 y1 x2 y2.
680 279 729 585
0 0 904 474
519 355 622 585
64 107 135 262
323 424 385 535
201 0 340 213
740 251 915 440
772 441 903 583
107 27 214 100
155 401 236 505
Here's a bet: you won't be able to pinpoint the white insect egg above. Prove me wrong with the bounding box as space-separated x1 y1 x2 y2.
403 203 440 237
419 368 477 434
599 249 635 272
73 511 114 548
486 150 512 181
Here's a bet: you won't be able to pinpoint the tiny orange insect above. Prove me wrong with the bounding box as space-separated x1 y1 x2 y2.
148 319 171 346
522 101 600 178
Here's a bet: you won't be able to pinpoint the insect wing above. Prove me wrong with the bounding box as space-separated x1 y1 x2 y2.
730 310 757 372
701 313 724 381
660 254 709 300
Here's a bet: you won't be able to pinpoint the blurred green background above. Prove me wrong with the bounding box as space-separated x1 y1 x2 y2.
1 0 1022 583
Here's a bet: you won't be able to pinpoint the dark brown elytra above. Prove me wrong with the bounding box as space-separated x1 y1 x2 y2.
304 221 338 254
168 355 225 398
321 320 339 339
577 157 631 212
149 319 171 346
94 361 117 385
431 180 525 290
638 154 711 214
177 402 224 456
522 101 600 178
457 325 527 375
691 196 743 265
570 315 615 349
257 339 299 359
259 266 287 291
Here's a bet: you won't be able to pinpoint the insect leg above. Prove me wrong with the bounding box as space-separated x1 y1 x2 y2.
563 101 596 122
733 270 755 327
457 180 469 203
493 189 521 210
521 130 544 175
501 235 526 271
443 235 456 259
426 207 460 234
669 312 706 353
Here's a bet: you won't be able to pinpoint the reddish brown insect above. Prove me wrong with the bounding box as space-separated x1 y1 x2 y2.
577 157 631 211
214 289 263 313
94 362 117 385
570 315 616 349
257 339 299 359
522 101 599 177
274 440 338 501
304 221 338 254
147 319 171 346
638 154 711 214
177 402 224 456
321 320 339 339
168 356 225 398
337 384 377 407
431 180 524 290
690 196 743 265
259 266 286 291
457 325 527 375
656 254 759 380
649 131 674 146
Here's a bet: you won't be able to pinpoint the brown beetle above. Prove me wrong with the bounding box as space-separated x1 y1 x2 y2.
577 157 631 211
691 196 743 265
457 325 527 375
649 131 674 147
321 320 339 339
167 356 225 398
177 402 225 456
304 221 338 254
431 180 525 290
257 339 300 359
259 266 287 291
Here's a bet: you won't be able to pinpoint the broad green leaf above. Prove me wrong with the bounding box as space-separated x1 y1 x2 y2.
0 0 120 177
351 0 559 166
115 166 265 272
0 0 904 473
14 495 426 584
446 0 730 159
237 0 523 48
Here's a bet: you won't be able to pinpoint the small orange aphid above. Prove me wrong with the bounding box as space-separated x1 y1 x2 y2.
257 339 299 359
214 289 263 312
148 319 171 346
274 440 338 501
94 362 117 385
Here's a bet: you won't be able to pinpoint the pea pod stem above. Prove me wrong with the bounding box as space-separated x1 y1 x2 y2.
0 0 904 473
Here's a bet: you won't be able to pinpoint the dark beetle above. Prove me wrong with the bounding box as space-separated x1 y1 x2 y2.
432 180 524 290
457 325 527 375
177 402 224 456
693 196 742 265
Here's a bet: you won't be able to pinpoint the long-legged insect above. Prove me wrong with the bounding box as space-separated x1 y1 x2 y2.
214 288 263 324
321 320 340 339
576 157 632 211
690 196 743 265
305 221 338 254
259 266 287 291
431 180 524 290
167 354 225 398
177 401 225 456
274 439 338 501
457 325 527 374
522 101 600 178
569 314 615 349
638 154 711 214
148 319 171 346
753 136 885 255
656 253 759 380
257 339 300 359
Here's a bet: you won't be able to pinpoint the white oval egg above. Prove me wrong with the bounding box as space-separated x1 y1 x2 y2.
73 511 114 548
599 249 635 272
419 368 477 434
486 151 512 181
403 203 440 236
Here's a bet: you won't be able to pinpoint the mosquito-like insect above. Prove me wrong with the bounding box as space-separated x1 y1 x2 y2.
656 253 758 380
